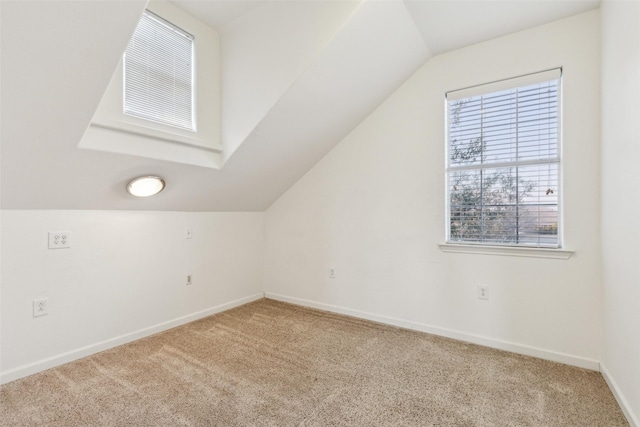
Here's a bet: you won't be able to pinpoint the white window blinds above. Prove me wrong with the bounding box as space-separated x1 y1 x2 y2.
446 69 561 247
124 11 195 131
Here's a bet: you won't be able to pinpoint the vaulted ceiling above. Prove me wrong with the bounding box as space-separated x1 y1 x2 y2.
0 0 599 211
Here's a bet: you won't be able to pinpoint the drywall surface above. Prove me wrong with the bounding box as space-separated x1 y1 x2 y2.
0 210 264 383
601 1 640 425
264 11 602 369
219 0 362 161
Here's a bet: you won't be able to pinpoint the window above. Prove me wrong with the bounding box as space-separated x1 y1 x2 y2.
446 69 561 248
124 10 195 131
81 3 221 169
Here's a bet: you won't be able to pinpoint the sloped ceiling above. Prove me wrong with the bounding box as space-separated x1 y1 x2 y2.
0 0 599 211
405 0 600 56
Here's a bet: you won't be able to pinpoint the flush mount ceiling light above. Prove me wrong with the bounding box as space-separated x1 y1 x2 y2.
126 176 166 197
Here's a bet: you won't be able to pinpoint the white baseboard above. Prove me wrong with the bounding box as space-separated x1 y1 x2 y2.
264 292 600 371
0 293 264 385
601 363 639 427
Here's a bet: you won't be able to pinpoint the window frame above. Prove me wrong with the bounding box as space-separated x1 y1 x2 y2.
444 69 564 250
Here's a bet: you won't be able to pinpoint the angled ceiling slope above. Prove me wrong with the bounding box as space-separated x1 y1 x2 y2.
1 0 599 212
1 0 428 211
1 0 147 209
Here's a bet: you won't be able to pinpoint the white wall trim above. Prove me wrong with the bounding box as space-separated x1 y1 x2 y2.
265 292 599 371
91 120 223 153
79 124 222 170
438 243 574 259
601 363 639 427
0 293 264 385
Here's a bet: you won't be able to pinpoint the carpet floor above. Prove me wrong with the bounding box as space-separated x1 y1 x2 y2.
0 298 628 426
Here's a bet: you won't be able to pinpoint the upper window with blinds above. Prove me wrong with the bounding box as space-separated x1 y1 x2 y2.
123 10 195 131
446 69 561 248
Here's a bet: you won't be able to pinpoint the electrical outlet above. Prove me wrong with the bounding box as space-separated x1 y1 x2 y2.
186 274 192 285
48 231 70 249
33 298 48 317
329 268 336 279
478 285 489 300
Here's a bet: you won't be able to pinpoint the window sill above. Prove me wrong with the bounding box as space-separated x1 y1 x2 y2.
90 117 222 153
79 119 222 169
438 243 574 259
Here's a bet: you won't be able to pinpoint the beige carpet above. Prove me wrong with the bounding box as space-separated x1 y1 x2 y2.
0 298 628 426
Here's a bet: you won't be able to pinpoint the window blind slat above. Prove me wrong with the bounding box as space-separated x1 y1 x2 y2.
123 10 195 131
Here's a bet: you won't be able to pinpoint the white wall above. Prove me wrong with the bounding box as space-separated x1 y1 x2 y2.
264 11 602 369
601 1 640 425
0 210 264 383
219 0 362 161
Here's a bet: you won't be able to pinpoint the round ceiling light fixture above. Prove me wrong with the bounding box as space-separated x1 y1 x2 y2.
126 176 166 197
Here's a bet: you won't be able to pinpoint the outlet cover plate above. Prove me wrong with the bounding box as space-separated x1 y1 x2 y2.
48 231 70 249
33 298 48 317
478 285 489 300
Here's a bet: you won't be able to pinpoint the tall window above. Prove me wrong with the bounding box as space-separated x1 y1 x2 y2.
446 69 561 248
124 10 195 131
